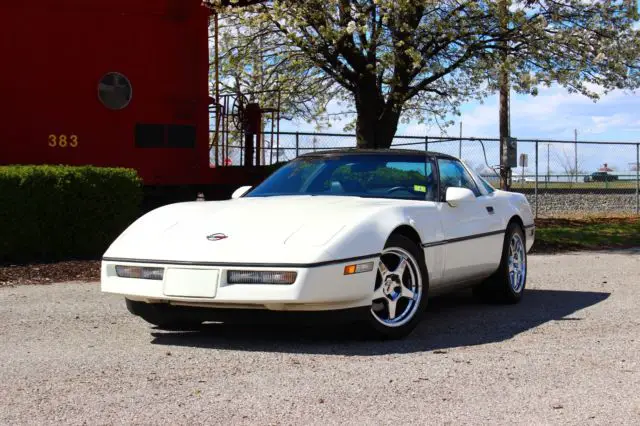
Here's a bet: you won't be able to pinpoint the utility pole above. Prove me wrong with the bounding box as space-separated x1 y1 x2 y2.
499 0 511 190
459 121 462 158
574 128 578 183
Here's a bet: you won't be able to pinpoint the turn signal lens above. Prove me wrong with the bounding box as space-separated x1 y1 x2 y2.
115 266 164 280
227 270 297 285
344 261 374 275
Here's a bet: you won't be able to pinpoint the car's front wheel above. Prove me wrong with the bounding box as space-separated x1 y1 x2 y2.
363 234 429 340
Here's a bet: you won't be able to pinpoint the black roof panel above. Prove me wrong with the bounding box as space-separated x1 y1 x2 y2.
298 148 457 160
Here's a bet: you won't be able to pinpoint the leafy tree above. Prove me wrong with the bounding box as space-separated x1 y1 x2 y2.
211 11 342 129
209 0 640 149
554 146 586 183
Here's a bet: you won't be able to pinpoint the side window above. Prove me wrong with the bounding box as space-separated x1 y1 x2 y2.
437 158 481 200
478 176 496 194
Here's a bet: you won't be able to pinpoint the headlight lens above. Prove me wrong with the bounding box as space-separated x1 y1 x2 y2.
227 270 297 285
115 265 164 280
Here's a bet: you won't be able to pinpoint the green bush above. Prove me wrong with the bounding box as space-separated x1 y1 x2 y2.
0 165 143 263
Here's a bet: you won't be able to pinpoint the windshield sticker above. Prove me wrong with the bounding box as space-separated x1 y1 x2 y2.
413 185 426 193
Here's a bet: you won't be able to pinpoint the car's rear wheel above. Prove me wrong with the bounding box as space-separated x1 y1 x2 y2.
125 299 203 331
473 222 527 304
363 234 428 340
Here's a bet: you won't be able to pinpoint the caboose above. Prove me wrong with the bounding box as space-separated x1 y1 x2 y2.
0 0 270 204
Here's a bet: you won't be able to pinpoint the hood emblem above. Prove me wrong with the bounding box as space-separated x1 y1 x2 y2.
207 233 228 241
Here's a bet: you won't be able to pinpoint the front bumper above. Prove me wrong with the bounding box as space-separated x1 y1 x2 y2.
125 298 371 325
100 257 378 312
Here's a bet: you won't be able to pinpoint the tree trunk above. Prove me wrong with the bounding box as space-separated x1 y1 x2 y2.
354 94 402 149
498 0 511 190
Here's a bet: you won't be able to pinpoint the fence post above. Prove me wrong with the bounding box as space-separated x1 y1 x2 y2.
535 140 539 218
636 143 639 215
295 132 300 158
424 135 429 152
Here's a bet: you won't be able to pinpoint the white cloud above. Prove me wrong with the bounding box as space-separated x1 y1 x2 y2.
449 84 640 141
277 82 640 148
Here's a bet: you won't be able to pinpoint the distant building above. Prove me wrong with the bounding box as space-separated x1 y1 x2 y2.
598 163 615 172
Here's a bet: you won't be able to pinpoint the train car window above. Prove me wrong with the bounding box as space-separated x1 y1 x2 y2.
135 124 164 148
167 124 196 148
98 72 132 110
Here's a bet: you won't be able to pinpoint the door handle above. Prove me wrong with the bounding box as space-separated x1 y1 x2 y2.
486 206 495 214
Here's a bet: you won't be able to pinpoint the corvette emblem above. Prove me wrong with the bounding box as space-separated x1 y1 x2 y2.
206 233 228 241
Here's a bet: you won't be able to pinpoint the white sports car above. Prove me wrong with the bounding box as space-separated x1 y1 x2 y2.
101 149 535 339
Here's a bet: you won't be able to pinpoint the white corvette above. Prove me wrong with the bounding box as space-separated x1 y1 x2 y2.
101 149 535 339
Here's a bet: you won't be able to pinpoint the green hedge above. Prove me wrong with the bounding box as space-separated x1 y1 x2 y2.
0 165 143 263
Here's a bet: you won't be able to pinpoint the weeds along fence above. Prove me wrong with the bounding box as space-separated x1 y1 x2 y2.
210 131 640 218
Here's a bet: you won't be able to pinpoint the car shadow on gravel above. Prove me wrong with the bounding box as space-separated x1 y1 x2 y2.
149 289 610 355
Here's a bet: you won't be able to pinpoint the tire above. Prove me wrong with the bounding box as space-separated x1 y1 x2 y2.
125 299 203 331
361 234 429 340
473 222 527 304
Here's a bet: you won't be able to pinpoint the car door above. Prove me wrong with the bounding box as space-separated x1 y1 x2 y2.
435 157 504 285
402 156 448 290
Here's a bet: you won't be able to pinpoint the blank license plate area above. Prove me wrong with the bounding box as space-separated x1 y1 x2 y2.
163 268 219 298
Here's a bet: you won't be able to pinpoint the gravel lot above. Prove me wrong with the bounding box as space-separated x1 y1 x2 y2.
1 251 639 425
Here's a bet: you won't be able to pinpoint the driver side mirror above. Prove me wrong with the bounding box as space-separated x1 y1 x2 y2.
445 187 475 207
231 185 252 199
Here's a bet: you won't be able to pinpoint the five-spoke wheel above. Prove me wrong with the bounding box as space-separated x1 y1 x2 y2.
473 222 527 304
364 234 428 339
371 247 422 328
508 231 526 294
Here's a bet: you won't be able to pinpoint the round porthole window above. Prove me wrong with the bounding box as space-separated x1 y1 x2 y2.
98 72 132 110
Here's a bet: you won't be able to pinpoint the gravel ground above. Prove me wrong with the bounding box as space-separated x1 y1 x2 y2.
1 251 639 425
0 260 100 287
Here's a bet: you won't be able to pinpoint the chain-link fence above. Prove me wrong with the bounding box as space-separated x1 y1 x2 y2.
516 139 640 217
211 131 640 217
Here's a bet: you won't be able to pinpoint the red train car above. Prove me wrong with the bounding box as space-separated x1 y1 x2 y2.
0 0 267 201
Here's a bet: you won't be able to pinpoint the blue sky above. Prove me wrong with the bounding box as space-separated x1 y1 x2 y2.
278 84 640 174
424 86 640 142
283 84 640 142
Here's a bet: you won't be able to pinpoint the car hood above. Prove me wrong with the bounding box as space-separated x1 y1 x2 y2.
104 195 398 264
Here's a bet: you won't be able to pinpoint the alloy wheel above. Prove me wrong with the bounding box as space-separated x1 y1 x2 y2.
508 233 526 293
371 247 423 328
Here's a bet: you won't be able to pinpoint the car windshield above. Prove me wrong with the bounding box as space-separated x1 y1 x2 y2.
245 154 437 201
